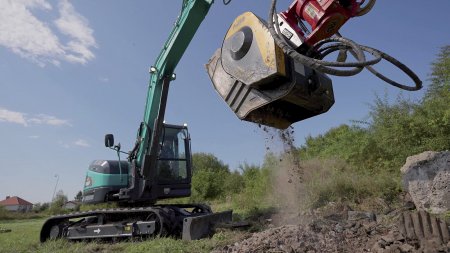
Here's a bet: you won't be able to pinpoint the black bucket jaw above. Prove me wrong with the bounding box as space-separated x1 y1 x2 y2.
182 210 232 240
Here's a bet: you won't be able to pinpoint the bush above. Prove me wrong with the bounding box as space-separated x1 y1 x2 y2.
223 171 244 195
48 190 68 215
191 169 227 201
32 202 50 213
190 153 228 201
231 162 272 214
300 46 450 175
79 202 118 212
303 159 401 209
0 205 45 220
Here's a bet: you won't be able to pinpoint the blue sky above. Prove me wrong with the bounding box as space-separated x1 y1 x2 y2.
0 0 449 204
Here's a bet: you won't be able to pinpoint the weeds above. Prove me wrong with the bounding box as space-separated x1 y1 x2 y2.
302 159 402 209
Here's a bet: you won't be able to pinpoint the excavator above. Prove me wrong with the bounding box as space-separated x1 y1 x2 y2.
40 0 421 242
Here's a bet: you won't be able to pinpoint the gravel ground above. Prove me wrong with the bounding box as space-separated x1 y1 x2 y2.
214 208 450 253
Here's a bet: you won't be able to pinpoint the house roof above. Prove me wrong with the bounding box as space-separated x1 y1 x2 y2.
0 196 33 206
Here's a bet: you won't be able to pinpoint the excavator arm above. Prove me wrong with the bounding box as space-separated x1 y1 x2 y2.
136 0 213 177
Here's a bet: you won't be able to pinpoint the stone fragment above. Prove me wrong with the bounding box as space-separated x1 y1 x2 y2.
348 211 376 222
398 243 414 252
401 151 450 214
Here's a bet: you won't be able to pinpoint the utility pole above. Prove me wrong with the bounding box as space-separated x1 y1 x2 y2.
52 174 59 201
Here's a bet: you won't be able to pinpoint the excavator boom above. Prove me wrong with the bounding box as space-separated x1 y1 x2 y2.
137 0 213 173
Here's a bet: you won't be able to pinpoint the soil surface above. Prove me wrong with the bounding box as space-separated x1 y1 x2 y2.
214 206 450 253
243 126 450 253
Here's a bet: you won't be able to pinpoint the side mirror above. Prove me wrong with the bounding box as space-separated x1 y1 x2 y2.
105 134 114 147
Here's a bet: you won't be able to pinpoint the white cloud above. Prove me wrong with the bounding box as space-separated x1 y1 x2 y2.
28 114 71 126
58 141 70 149
99 76 109 83
74 139 90 147
0 0 97 66
0 108 28 126
54 0 97 64
0 107 70 127
29 135 40 139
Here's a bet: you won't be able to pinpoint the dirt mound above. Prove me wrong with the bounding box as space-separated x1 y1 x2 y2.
217 219 379 252
215 210 450 253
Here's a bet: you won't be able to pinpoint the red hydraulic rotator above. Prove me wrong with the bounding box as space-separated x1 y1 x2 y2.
280 0 374 47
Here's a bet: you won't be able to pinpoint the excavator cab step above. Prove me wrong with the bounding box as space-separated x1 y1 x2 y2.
206 12 334 129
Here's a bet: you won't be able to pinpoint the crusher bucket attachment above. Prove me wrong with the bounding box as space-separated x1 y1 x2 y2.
206 12 335 129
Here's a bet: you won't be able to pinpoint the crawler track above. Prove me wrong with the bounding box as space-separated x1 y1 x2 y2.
40 204 231 242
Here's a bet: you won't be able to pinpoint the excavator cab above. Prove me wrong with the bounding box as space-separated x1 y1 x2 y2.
207 12 335 129
82 124 192 204
154 124 193 199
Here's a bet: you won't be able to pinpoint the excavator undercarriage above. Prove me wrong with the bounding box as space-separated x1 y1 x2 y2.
40 204 232 242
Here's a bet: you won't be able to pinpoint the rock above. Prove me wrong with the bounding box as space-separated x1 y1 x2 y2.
398 243 414 252
401 151 450 214
334 223 344 233
371 242 385 253
217 207 449 253
348 211 376 222
381 233 396 244
403 201 416 211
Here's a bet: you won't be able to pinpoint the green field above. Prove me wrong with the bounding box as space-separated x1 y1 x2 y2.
0 218 243 253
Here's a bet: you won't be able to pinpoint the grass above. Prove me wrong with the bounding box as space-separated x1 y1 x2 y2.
0 218 245 253
444 211 450 223
0 198 267 253
0 157 407 253
0 208 47 221
0 218 43 253
302 159 402 209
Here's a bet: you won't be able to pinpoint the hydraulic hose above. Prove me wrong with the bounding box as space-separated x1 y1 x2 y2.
269 2 367 76
268 0 422 91
356 0 377 17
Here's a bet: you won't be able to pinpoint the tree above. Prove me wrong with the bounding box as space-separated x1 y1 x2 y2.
191 153 241 201
53 190 68 204
298 45 450 172
192 153 229 173
426 45 450 99
74 191 83 202
49 190 68 214
31 202 50 213
32 203 42 213
40 202 50 212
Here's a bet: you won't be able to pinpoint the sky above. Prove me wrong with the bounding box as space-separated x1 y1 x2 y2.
0 0 449 204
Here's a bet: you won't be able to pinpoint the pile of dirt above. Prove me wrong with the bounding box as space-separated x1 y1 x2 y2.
215 209 450 253
248 127 450 253
216 217 379 252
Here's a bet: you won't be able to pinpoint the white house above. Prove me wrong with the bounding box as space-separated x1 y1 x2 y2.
63 201 80 210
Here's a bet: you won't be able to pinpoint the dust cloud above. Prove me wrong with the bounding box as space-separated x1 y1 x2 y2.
258 125 309 226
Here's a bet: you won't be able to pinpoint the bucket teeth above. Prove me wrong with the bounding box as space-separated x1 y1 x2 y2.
399 210 450 245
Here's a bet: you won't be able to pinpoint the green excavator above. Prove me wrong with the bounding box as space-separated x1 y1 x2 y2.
40 0 421 242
